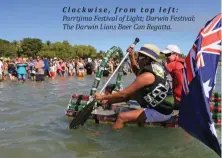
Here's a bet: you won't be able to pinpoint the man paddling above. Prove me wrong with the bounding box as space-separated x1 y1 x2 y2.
95 44 173 130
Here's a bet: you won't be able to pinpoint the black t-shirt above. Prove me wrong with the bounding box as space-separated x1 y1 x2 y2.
8 63 16 72
134 62 173 115
86 62 93 74
86 62 93 70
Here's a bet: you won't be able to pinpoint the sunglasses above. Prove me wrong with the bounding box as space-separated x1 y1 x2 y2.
137 54 147 61
165 53 173 57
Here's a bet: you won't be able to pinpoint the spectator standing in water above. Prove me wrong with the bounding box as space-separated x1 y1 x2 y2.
93 59 99 74
0 58 3 81
77 58 85 77
16 58 27 83
34 56 45 81
8 60 16 81
108 60 114 74
86 58 93 75
103 63 110 77
49 62 55 80
44 57 50 78
2 60 8 81
68 61 74 76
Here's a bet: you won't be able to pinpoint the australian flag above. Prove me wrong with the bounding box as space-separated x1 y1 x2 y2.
179 13 222 156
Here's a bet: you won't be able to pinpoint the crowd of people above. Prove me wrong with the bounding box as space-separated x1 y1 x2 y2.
0 56 131 83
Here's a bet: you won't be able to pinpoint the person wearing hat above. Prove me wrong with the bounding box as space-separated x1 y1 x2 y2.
94 44 173 130
161 44 185 110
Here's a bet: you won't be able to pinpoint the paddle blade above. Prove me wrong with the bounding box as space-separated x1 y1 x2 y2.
134 37 140 45
69 100 95 129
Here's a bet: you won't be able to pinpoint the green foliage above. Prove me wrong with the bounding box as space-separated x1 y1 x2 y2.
0 39 17 57
97 50 106 58
1 38 188 61
38 50 56 58
0 38 99 59
72 45 97 59
20 38 43 57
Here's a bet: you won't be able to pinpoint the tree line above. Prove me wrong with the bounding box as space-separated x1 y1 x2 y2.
0 38 194 60
0 38 107 59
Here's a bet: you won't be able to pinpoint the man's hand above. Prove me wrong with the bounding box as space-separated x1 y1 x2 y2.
95 93 110 104
127 46 135 57
94 93 103 101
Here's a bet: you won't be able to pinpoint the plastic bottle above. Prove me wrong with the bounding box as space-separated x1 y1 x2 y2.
210 105 215 112
66 94 78 112
71 94 78 106
217 106 221 113
78 95 90 111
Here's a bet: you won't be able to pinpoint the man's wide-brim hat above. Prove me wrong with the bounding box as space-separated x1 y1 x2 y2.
137 44 160 62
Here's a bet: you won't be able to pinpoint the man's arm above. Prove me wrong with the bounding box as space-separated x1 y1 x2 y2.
129 53 140 76
101 72 155 104
127 46 140 76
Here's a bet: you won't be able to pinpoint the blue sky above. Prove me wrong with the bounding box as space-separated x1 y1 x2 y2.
0 0 220 55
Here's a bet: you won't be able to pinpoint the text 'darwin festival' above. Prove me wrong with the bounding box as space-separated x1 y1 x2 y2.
62 15 195 23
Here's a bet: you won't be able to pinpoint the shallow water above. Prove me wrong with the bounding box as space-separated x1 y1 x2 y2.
0 70 221 158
